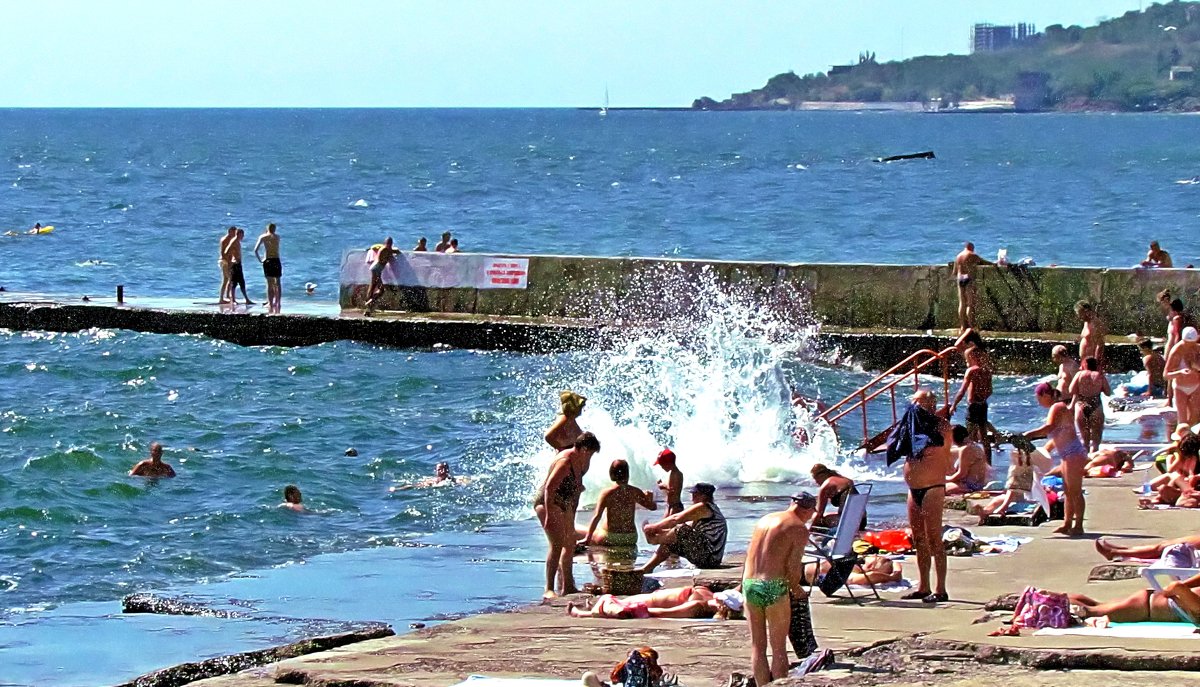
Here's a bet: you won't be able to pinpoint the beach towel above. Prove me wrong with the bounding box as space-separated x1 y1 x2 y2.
848 579 912 592
885 402 944 466
1035 622 1200 638
451 678 582 687
645 567 698 580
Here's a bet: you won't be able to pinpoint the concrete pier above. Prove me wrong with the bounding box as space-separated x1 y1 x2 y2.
0 293 1146 373
341 253 1200 336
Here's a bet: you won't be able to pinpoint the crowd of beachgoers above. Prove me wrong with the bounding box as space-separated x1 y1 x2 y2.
521 241 1200 686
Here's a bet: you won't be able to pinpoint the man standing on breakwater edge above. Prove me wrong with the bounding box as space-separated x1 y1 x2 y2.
217 226 236 304
952 242 994 333
742 491 816 687
129 442 176 478
254 223 283 314
223 228 254 305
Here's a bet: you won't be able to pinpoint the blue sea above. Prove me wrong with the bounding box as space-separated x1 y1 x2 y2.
0 110 1184 686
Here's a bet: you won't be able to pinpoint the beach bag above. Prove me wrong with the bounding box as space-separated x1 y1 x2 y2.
788 593 818 660
1006 451 1035 493
1012 585 1071 629
611 647 663 687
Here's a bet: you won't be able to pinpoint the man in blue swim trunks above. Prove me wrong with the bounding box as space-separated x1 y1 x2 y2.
741 491 816 687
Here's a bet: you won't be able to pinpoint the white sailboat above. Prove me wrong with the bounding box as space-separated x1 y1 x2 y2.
600 86 609 117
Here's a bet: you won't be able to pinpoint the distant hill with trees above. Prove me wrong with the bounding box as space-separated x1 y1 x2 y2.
694 1 1200 112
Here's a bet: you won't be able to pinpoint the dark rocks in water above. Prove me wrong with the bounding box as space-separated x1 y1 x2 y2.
875 151 935 163
345 447 358 456
112 625 394 687
122 593 246 618
410 622 426 629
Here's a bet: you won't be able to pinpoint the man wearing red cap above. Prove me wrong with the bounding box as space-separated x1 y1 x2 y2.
654 449 684 516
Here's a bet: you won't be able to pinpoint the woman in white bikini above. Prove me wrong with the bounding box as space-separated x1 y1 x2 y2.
1165 327 1200 426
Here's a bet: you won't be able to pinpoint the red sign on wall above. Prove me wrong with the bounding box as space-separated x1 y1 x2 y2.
482 258 529 289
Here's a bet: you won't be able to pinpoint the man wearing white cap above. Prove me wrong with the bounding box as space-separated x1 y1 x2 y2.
1167 326 1200 425
741 491 817 687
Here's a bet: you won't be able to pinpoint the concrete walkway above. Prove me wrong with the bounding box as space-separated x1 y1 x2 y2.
183 470 1198 687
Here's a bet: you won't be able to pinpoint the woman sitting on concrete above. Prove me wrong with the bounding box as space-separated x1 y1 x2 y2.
638 483 727 573
582 459 657 547
567 585 742 620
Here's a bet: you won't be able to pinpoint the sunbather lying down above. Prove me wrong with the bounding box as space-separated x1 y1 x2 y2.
567 585 743 620
1095 534 1200 562
802 555 903 587
1070 574 1200 626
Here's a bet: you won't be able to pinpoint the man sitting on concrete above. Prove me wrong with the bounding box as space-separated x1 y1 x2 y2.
639 483 727 573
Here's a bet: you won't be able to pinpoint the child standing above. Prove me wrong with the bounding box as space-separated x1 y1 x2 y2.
654 448 684 516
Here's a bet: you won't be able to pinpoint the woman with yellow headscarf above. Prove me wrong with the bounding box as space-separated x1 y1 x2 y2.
545 390 586 451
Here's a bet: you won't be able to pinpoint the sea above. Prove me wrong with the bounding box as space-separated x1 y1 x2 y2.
0 109 1190 686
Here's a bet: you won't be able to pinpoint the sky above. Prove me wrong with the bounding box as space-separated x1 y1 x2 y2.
0 0 1151 107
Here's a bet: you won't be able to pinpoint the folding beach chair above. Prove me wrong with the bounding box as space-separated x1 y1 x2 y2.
1142 566 1199 592
804 483 878 603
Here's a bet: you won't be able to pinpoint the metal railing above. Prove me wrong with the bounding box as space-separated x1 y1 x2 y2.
818 330 971 450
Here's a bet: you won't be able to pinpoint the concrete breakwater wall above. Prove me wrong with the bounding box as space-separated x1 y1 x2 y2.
341 253 1200 337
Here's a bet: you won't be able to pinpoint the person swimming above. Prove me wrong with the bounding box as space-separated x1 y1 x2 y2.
280 485 305 512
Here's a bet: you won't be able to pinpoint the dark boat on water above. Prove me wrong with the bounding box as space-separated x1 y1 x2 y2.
875 151 935 163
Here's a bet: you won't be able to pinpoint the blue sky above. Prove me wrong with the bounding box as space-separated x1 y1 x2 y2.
0 0 1147 107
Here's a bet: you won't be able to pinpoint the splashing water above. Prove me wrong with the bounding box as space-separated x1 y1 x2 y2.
510 266 857 502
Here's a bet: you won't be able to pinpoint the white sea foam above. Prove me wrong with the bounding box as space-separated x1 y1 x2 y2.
514 269 883 503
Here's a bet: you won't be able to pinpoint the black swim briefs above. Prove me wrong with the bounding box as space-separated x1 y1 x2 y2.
966 401 989 427
262 258 282 279
229 262 246 289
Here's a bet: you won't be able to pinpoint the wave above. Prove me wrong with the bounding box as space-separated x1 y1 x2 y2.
508 267 862 503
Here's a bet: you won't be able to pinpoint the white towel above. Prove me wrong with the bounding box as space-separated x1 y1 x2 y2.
1035 623 1199 639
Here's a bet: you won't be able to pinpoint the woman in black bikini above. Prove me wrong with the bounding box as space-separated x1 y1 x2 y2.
810 464 866 530
537 432 600 599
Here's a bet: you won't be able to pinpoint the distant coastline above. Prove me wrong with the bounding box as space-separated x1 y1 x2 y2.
692 3 1200 114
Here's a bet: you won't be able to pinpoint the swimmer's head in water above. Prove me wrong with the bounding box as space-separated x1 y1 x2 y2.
608 459 629 484
284 485 302 503
150 442 163 460
435 462 451 479
559 390 587 418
